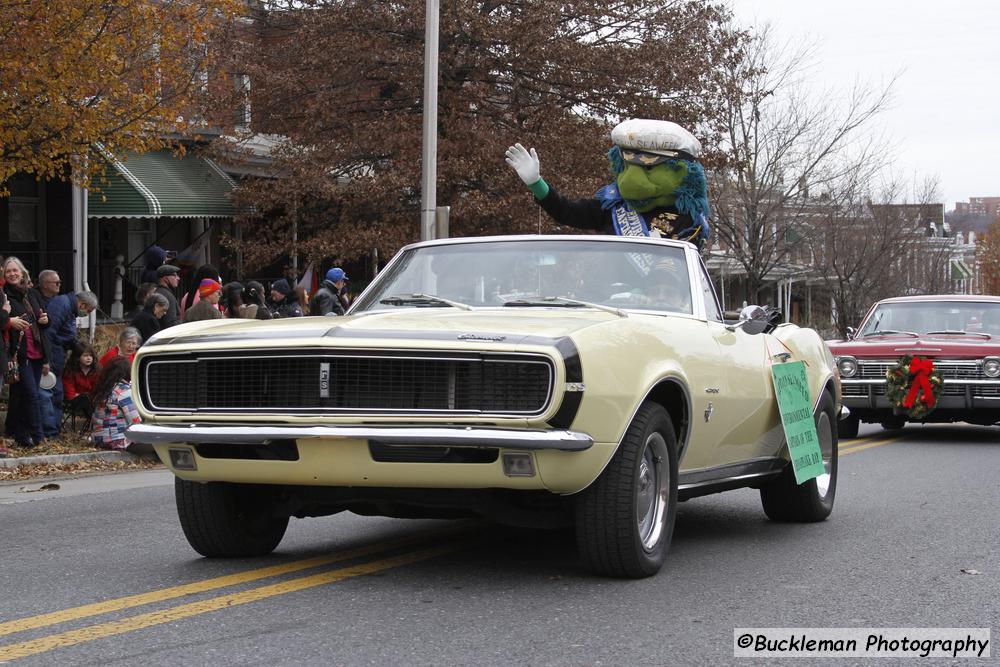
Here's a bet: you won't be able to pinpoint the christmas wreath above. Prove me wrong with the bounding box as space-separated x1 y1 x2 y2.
885 355 943 419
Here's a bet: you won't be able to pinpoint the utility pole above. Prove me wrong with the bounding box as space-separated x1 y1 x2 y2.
419 0 439 241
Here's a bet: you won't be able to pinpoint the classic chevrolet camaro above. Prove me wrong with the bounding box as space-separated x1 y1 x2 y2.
828 294 1000 438
128 235 841 578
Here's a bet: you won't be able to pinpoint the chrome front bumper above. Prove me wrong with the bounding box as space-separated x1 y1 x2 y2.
126 423 594 452
841 379 1000 410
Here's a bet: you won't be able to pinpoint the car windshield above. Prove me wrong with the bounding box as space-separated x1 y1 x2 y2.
352 239 693 314
858 301 1000 337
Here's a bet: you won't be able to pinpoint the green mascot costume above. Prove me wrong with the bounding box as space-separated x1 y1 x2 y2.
505 119 711 248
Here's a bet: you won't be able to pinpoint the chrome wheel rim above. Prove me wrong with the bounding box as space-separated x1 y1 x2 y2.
814 411 834 498
636 432 669 551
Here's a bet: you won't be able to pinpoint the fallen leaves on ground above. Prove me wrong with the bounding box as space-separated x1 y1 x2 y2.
0 432 103 457
0 457 163 482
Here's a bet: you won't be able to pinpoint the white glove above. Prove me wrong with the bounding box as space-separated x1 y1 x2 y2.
505 143 541 186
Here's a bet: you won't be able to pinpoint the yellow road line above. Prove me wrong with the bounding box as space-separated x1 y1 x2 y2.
0 526 467 638
0 541 472 662
840 436 901 456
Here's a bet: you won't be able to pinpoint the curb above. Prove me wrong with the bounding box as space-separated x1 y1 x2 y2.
0 450 148 469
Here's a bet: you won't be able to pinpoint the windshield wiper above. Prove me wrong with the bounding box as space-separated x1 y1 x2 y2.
861 330 919 338
925 330 992 339
379 293 472 310
503 296 627 318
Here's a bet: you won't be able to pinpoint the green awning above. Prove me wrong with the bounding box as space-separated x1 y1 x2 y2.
88 149 236 218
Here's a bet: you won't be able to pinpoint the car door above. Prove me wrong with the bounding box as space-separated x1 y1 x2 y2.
687 254 782 467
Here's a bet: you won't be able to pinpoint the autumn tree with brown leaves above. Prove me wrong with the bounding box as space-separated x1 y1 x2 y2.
0 0 241 186
977 219 1000 295
218 0 745 273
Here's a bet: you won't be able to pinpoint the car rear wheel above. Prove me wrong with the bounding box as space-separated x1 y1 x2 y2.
575 403 678 579
838 413 859 439
175 478 288 557
760 391 838 522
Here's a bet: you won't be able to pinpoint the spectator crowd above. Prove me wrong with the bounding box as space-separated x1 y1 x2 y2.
1 249 352 455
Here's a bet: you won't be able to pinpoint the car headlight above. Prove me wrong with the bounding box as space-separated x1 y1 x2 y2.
983 357 1000 378
836 356 858 378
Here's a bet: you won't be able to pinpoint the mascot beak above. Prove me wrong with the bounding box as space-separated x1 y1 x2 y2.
617 164 660 199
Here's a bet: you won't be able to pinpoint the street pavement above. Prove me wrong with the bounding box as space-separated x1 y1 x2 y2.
0 423 997 665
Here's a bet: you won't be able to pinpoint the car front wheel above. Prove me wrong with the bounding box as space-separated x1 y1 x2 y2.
575 403 678 579
760 391 838 522
175 478 288 557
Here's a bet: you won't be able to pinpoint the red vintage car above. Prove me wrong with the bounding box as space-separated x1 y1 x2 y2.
828 294 1000 438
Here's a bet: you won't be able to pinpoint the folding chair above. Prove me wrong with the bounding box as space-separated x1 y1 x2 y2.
61 395 94 437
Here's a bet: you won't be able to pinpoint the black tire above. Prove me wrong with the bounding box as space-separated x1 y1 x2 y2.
575 403 678 579
760 391 838 522
879 416 906 431
838 413 860 439
175 478 288 557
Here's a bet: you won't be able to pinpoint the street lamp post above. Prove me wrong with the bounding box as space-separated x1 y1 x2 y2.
419 0 439 241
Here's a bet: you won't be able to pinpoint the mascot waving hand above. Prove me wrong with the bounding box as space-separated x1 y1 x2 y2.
505 119 711 249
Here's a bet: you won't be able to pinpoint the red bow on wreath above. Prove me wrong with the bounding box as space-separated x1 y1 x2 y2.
902 357 937 409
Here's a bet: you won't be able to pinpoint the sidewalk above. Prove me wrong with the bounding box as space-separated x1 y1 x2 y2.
0 448 150 469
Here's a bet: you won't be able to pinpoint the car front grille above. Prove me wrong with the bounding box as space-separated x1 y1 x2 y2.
140 350 554 416
855 359 983 380
844 357 1000 400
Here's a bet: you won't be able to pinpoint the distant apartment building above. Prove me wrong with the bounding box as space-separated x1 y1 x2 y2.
954 197 1000 219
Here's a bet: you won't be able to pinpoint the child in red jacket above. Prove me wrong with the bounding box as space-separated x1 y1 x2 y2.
63 343 100 402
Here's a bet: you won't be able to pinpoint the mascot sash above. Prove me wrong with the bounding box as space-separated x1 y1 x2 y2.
611 203 655 275
611 202 650 238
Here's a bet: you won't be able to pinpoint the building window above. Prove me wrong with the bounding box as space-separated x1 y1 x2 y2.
7 173 39 241
9 201 37 241
235 74 251 129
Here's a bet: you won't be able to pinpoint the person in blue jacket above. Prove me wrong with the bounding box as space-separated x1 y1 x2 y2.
35 270 98 436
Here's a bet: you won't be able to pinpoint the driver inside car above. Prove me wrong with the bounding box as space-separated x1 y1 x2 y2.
980 308 1000 336
644 260 691 312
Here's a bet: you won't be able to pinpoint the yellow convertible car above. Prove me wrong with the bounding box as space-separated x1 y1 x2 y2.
128 235 841 578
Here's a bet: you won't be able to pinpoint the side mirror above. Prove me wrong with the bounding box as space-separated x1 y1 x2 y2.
740 305 767 321
725 304 769 334
846 326 857 340
741 319 769 335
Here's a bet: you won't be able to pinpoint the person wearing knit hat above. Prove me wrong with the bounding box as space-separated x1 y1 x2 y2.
269 278 303 318
183 280 224 323
198 279 222 298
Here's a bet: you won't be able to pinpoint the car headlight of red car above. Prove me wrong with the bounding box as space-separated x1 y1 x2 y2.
836 356 858 378
983 357 1000 378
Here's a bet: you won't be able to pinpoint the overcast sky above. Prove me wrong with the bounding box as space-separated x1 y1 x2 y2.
729 0 999 211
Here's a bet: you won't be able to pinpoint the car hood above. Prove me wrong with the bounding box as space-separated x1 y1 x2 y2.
827 335 1000 359
146 308 621 348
